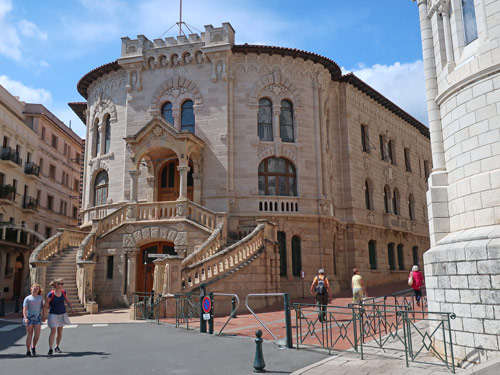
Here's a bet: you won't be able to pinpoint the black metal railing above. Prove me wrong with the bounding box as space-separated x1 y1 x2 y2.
174 292 201 329
1 147 22 166
133 292 163 323
0 185 16 201
24 162 40 177
22 196 38 210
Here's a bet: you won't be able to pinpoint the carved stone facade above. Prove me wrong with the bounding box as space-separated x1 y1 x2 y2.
74 22 431 306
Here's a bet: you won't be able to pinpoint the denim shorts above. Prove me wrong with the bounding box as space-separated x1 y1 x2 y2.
24 313 42 326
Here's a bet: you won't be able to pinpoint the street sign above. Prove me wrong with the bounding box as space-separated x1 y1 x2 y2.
148 253 167 258
202 296 211 313
203 313 210 320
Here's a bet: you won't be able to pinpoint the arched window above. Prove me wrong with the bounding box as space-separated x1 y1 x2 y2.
181 100 195 133
397 244 405 270
292 236 302 276
279 100 294 143
388 243 396 270
161 102 174 125
408 194 415 220
412 246 419 267
258 157 297 196
365 180 373 210
277 231 287 276
93 119 100 157
93 171 108 206
369 240 377 270
104 116 111 154
462 0 478 45
258 98 273 141
384 185 390 213
392 188 400 215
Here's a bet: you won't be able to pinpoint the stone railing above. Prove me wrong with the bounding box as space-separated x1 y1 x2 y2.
181 222 223 267
82 202 123 226
181 224 265 289
186 201 219 229
258 197 299 213
95 204 128 237
136 201 177 220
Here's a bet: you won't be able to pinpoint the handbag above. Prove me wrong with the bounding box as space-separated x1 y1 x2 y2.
408 272 414 286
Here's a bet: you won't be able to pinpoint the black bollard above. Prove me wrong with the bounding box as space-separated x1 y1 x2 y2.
231 296 237 318
14 296 19 313
0 298 5 316
253 330 266 373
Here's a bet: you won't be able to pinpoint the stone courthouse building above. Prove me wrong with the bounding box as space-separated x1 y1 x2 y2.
30 23 431 311
415 0 500 363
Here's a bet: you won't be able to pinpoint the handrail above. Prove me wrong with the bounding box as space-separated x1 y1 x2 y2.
212 293 239 336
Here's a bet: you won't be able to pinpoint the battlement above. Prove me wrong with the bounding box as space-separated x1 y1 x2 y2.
120 22 235 58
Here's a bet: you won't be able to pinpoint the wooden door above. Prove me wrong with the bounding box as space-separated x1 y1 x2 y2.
158 160 179 201
135 242 176 293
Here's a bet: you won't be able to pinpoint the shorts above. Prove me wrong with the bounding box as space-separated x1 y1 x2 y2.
24 313 42 326
47 313 71 328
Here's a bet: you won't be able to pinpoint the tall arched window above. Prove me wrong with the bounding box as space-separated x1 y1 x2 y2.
104 116 111 154
93 119 100 157
258 98 273 141
258 157 297 196
368 240 377 270
93 171 108 206
181 100 195 133
408 194 415 220
161 102 174 125
291 236 302 277
365 180 373 210
462 0 478 45
392 188 400 215
388 243 396 270
384 185 390 213
397 244 405 270
412 246 419 267
279 100 294 143
278 231 287 276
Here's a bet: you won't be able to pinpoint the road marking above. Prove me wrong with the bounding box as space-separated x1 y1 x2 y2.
0 325 20 332
41 325 48 330
92 324 108 327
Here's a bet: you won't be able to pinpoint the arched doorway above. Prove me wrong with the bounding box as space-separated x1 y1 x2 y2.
136 241 176 293
158 160 193 201
13 253 24 297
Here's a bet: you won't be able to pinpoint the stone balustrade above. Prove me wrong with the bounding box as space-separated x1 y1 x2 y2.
186 201 219 229
182 222 223 267
181 224 265 289
136 201 177 220
258 197 299 213
95 204 128 237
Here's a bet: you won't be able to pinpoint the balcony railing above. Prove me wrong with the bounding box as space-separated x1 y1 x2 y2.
22 196 38 211
1 147 22 166
24 162 40 177
0 184 16 202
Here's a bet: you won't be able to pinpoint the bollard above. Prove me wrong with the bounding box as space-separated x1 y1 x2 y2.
231 296 237 318
253 330 266 373
14 296 20 313
283 293 293 349
0 298 5 316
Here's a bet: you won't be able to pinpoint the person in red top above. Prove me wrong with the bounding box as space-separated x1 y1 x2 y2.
409 265 425 306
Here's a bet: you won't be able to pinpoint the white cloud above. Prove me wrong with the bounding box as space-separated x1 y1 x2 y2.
0 0 11 18
0 75 52 105
346 60 429 126
18 19 48 40
0 0 21 60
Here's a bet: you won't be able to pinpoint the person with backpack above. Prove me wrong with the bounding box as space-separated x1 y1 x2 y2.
310 269 331 322
43 278 75 356
23 283 44 357
351 268 368 304
408 265 425 306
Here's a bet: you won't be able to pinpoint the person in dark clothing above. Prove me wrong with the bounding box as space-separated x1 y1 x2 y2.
310 269 331 322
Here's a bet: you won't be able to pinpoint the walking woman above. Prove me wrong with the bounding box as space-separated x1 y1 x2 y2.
43 278 75 355
351 268 368 304
23 283 44 357
409 265 425 306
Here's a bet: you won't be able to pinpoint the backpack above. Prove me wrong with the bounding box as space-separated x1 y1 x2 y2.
49 289 66 303
316 276 326 295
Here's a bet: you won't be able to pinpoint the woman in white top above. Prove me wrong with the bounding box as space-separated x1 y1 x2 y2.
23 283 44 357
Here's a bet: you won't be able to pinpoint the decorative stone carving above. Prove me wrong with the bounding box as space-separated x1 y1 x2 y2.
174 231 187 246
152 125 164 137
141 228 151 239
268 84 289 96
167 230 177 242
151 227 159 238
367 211 375 224
176 202 186 216
126 205 135 219
123 234 135 247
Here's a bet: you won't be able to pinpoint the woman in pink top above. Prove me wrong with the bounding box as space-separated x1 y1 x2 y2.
409 265 425 306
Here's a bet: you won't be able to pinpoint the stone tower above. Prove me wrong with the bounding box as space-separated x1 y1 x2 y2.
415 0 500 363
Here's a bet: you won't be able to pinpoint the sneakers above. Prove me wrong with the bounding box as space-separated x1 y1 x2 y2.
54 347 62 353
26 350 32 357
48 348 53 356
31 347 36 357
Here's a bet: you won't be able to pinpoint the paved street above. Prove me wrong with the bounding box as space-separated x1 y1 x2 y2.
0 322 327 375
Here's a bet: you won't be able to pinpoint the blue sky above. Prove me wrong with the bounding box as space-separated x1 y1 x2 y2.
0 0 426 138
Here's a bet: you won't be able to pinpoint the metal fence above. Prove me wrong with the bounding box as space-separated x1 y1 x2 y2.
133 292 163 324
174 292 201 329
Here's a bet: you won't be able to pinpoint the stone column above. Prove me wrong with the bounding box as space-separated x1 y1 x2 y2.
177 165 190 200
440 1 455 69
172 109 181 131
193 173 202 204
124 249 139 295
272 107 280 141
99 122 106 155
129 170 141 202
21 251 30 297
29 261 49 293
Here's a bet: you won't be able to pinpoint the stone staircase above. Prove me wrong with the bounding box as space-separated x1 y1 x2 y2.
45 246 87 315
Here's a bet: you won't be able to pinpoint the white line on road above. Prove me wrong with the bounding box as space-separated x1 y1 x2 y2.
0 325 20 331
64 325 79 329
92 324 108 327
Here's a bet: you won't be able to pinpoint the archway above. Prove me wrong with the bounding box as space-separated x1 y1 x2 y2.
136 241 176 293
157 160 193 201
